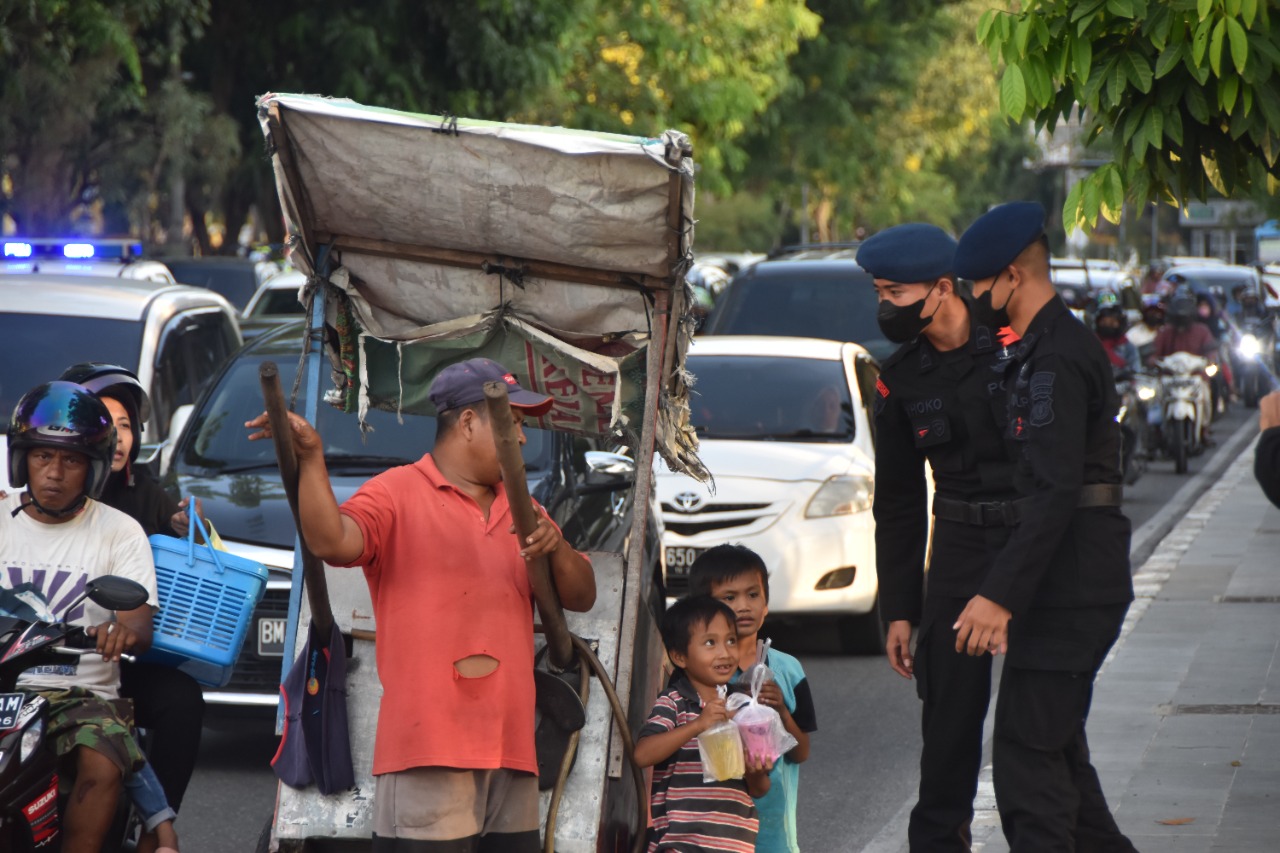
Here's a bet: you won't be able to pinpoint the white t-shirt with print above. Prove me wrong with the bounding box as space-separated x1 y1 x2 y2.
0 493 157 699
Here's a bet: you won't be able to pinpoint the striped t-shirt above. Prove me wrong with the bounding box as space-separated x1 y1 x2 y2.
639 675 758 852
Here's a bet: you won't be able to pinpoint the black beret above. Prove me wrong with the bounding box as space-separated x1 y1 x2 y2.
856 223 957 283
954 201 1047 281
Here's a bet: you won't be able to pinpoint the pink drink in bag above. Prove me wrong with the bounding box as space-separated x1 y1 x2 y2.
727 652 797 765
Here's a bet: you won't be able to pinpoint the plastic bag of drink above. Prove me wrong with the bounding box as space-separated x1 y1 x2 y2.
697 685 745 781
726 660 797 765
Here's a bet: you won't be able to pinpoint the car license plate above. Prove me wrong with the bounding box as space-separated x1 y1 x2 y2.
257 618 287 658
665 546 704 576
0 693 25 730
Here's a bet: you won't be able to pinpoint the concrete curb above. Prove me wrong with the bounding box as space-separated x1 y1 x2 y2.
859 414 1260 853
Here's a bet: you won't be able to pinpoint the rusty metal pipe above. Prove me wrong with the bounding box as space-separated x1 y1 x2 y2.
483 381 574 669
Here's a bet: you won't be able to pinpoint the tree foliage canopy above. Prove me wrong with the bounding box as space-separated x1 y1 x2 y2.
979 0 1280 232
2 0 1033 250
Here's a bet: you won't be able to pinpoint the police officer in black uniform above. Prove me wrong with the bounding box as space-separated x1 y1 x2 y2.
859 223 1017 852
952 202 1137 852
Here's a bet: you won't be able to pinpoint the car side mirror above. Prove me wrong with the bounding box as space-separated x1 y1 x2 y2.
158 404 194 475
585 451 635 486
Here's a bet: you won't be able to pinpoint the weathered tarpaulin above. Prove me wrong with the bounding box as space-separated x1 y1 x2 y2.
257 93 704 479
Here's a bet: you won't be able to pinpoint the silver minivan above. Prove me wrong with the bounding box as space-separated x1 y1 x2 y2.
0 274 242 488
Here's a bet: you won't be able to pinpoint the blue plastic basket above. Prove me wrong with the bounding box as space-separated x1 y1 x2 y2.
142 503 269 687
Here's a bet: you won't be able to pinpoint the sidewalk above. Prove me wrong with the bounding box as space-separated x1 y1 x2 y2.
971 438 1279 852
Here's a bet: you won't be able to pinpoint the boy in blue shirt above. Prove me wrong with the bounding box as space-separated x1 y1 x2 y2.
690 545 817 853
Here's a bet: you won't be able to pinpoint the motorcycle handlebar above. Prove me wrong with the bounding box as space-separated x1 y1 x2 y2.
49 646 137 664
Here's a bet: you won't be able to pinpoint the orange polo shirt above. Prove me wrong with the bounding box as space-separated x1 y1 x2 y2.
337 454 563 776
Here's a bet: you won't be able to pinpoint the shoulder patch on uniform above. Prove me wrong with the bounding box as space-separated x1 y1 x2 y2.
1029 370 1055 427
876 377 889 398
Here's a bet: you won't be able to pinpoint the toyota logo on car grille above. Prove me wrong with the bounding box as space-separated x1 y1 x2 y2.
673 491 705 513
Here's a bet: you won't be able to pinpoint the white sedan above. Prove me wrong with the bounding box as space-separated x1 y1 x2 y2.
657 335 884 652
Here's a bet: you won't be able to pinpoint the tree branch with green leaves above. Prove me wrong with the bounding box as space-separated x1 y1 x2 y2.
979 0 1280 231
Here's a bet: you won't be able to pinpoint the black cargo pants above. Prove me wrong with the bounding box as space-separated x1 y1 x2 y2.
992 604 1138 853
909 595 994 852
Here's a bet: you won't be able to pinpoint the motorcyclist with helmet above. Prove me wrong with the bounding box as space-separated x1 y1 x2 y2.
1094 293 1140 374
58 364 205 850
1238 288 1274 323
0 382 162 853
1127 294 1164 363
1150 286 1222 366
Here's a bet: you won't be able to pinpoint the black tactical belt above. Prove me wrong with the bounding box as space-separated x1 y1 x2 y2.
932 484 1122 527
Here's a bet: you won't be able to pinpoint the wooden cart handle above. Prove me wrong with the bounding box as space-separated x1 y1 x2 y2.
483 381 574 669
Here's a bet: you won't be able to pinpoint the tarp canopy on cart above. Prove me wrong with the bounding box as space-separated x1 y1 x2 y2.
256 93 705 480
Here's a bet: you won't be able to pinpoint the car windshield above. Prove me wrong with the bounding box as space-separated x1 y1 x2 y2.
686 354 855 442
176 346 551 474
0 314 142 416
705 267 893 362
250 288 305 317
165 261 260 310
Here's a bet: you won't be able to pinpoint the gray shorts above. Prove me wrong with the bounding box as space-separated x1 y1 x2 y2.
373 766 539 847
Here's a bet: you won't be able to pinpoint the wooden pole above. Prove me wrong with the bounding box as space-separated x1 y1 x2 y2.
483 381 574 669
259 362 334 636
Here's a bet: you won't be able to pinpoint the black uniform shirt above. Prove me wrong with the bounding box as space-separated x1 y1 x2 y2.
873 316 1018 624
980 296 1135 614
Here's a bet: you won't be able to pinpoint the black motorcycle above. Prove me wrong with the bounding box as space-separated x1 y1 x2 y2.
1233 316 1279 408
0 576 149 852
1114 371 1147 485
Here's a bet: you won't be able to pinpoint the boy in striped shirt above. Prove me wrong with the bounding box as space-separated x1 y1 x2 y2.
636 596 772 852
691 545 816 853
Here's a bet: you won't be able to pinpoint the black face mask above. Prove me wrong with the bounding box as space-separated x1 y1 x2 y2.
877 282 940 343
970 273 1012 331
1096 324 1122 339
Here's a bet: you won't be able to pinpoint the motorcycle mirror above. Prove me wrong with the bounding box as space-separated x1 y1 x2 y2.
83 577 150 612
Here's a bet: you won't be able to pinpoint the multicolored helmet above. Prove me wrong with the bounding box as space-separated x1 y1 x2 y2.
8 381 116 499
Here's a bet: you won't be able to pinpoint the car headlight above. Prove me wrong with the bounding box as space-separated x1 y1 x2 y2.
1205 363 1219 377
805 474 874 518
20 718 43 763
1137 385 1157 401
1239 334 1261 357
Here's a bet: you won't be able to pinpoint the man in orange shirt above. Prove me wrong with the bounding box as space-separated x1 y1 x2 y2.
248 358 596 853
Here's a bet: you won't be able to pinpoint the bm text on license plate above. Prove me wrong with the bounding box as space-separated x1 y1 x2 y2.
258 618 287 657
665 547 704 576
0 693 25 730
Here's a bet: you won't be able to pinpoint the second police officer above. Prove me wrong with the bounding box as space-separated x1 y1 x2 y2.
951 202 1137 852
858 223 1019 852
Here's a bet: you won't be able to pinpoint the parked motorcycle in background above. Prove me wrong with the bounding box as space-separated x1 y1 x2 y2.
1156 352 1212 474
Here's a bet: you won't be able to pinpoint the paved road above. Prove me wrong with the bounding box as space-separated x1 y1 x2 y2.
177 404 1260 852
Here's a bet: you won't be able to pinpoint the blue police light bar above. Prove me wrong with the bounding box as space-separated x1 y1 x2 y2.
2 238 144 261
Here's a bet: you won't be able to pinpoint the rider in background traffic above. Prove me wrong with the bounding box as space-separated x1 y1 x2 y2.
1094 294 1141 375
1238 288 1274 323
1126 295 1164 364
1150 287 1221 367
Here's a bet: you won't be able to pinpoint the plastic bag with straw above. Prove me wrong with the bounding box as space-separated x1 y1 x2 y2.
696 684 745 782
